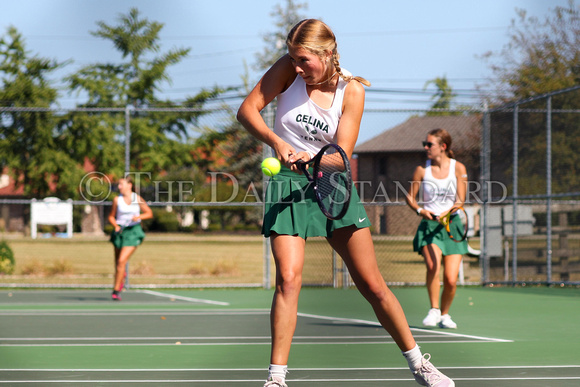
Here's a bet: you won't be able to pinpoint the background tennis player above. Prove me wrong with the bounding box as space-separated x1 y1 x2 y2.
406 128 468 329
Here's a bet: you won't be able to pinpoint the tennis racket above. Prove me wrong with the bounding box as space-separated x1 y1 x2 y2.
439 206 468 242
295 144 352 220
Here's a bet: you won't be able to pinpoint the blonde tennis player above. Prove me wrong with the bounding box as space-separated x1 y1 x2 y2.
238 19 454 387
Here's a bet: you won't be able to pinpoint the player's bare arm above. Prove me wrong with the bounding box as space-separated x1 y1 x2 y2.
336 80 365 159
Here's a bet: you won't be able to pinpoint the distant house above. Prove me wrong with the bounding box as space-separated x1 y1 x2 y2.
0 170 27 232
354 115 482 235
0 164 106 236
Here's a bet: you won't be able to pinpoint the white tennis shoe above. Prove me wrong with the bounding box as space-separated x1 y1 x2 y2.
263 376 287 387
413 354 455 386
439 314 457 329
422 308 441 327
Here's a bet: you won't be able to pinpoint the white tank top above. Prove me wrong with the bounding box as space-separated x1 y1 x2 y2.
422 159 457 216
115 192 141 227
274 70 351 155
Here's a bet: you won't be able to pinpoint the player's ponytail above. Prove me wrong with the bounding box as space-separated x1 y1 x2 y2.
331 53 371 87
428 128 455 159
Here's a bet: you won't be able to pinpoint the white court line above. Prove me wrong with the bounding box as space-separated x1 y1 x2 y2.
410 326 514 343
2 366 579 384
1 310 512 346
2 365 579 371
2 377 580 384
0 341 511 347
298 312 513 343
136 289 230 306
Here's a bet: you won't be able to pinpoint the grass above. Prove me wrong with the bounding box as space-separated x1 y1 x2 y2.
0 233 483 288
1 234 264 287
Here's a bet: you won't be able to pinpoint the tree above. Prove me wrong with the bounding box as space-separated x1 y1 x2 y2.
423 76 458 115
187 1 309 228
0 26 83 198
198 0 309 190
234 1 308 191
482 0 580 102
234 0 309 180
254 0 308 71
63 8 221 182
482 1 580 195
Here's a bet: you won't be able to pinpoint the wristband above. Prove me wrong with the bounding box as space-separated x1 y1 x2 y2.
416 207 423 215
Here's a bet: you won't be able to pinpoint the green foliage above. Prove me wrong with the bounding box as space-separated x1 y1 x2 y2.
87 8 190 106
0 27 84 198
423 76 462 115
148 208 180 232
483 0 580 102
483 2 580 198
62 8 199 181
221 112 264 191
214 0 309 214
0 240 15 275
150 165 206 203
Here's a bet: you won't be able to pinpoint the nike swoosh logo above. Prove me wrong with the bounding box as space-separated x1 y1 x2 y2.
359 218 366 223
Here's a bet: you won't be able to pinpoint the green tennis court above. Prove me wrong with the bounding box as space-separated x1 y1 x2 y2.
1 286 579 386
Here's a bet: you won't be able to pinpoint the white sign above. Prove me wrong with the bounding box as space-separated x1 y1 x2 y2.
30 197 73 239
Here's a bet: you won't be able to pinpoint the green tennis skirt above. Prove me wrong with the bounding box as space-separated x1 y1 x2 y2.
110 224 146 249
262 166 371 239
413 216 468 256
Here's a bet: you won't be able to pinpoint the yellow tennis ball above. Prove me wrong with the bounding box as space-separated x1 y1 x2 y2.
261 157 281 176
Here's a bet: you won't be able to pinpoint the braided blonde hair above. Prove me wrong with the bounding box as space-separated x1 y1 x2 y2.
286 19 371 87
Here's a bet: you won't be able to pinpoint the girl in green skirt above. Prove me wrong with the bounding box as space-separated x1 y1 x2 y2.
238 18 454 387
107 176 153 301
406 128 468 329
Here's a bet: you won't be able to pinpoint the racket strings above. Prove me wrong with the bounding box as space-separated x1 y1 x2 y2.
315 151 351 218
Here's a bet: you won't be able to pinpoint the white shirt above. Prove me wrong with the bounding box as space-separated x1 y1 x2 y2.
421 159 457 216
115 192 141 227
274 70 351 156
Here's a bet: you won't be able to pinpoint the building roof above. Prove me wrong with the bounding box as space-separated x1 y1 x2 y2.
355 114 482 154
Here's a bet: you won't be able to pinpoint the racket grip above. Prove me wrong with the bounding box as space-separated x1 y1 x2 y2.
295 160 313 181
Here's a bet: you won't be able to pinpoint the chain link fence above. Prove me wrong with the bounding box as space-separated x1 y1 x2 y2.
482 85 580 285
2 88 579 288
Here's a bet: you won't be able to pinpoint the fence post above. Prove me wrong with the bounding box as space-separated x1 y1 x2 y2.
481 101 490 284
124 104 133 287
124 105 133 176
546 96 553 285
512 104 519 285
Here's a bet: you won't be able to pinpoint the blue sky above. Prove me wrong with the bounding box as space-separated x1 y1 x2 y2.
0 0 571 112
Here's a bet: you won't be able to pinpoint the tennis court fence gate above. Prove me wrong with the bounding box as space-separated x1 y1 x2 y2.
1 87 580 288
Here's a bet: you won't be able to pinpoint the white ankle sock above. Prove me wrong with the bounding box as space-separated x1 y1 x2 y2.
402 344 423 371
268 364 288 381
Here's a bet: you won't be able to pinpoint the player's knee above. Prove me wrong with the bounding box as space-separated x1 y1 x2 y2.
444 275 457 288
116 258 129 270
426 263 439 274
357 281 388 304
277 271 302 294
